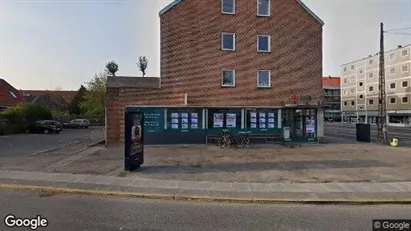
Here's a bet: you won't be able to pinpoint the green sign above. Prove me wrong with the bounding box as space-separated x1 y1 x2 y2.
141 109 164 133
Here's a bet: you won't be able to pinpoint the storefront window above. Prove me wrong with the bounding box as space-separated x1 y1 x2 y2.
246 109 277 129
166 108 202 130
207 108 241 129
305 109 316 140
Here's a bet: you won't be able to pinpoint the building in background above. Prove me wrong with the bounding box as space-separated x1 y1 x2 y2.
322 76 341 121
340 44 411 126
0 78 24 111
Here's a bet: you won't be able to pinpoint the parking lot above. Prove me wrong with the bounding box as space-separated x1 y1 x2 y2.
0 127 103 156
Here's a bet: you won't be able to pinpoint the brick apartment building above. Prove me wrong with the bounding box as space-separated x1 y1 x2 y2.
322 76 341 121
106 0 325 146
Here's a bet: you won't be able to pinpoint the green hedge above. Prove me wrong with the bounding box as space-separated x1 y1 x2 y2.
0 103 52 134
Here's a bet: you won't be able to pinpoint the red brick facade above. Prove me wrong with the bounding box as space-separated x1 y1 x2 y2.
106 0 324 146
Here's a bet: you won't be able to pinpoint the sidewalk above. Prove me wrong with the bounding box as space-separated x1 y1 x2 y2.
1 170 411 204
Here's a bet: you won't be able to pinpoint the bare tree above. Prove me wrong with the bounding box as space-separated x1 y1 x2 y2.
105 61 119 76
136 56 148 77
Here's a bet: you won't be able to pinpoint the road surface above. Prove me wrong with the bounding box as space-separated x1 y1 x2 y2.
325 122 411 146
0 189 410 231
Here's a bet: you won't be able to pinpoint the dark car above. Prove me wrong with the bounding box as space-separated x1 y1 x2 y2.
26 120 62 134
63 119 90 129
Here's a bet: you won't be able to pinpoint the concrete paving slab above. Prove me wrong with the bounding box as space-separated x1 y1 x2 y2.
178 181 214 191
251 183 272 192
231 182 252 192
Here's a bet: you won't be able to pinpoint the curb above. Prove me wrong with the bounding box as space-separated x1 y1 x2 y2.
1 183 411 205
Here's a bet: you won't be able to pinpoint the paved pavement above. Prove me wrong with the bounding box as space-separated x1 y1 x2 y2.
1 170 411 203
325 122 411 146
1 189 411 231
0 127 103 156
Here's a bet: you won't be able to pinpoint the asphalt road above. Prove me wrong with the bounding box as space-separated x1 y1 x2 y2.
0 127 101 156
325 122 411 146
0 189 410 231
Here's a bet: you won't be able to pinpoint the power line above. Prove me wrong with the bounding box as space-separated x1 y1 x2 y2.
385 32 411 36
384 26 411 32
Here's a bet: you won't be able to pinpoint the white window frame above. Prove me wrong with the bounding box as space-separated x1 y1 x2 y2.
221 0 235 14
389 97 396 104
389 67 396 75
221 32 235 51
368 99 374 105
402 49 409 57
257 35 271 52
344 78 347 84
402 96 409 104
221 69 236 87
389 82 396 90
389 52 396 60
402 80 409 88
343 67 347 72
257 70 271 88
257 0 270 17
401 64 409 73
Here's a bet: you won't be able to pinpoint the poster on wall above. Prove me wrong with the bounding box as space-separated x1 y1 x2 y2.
268 118 275 123
213 113 224 128
171 119 179 124
250 112 257 118
250 123 257 128
191 123 198 129
306 125 315 133
181 113 188 118
259 118 266 123
259 113 266 118
191 113 198 118
226 113 236 128
191 118 198 124
250 117 257 123
268 113 275 118
171 124 179 129
181 123 188 129
171 113 179 118
268 123 275 128
259 123 266 128
182 118 188 124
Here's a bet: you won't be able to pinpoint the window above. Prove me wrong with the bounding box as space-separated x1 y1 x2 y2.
390 83 396 89
257 35 270 52
343 90 347 95
257 70 271 88
402 64 409 73
389 53 396 60
344 101 348 106
344 78 347 84
368 99 374 105
221 32 235 51
369 59 373 65
359 68 363 74
359 82 363 87
389 67 396 75
167 109 202 130
368 73 374 79
369 86 374 92
9 91 17 99
246 109 277 129
358 106 364 110
351 77 355 83
257 0 270 16
350 88 355 93
402 97 409 104
351 65 355 70
343 67 347 72
402 81 409 88
221 69 235 87
207 108 241 129
359 94 364 99
389 97 396 104
351 101 355 106
402 49 409 57
221 0 235 14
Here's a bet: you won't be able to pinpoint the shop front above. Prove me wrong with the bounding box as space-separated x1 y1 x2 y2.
125 106 319 145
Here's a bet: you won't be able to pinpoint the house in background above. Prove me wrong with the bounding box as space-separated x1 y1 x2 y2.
322 76 341 121
19 90 76 111
0 78 24 111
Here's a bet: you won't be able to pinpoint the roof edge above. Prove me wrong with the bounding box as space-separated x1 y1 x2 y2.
296 0 324 26
159 0 182 16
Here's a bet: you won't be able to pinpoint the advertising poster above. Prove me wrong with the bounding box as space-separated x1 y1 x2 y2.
259 118 266 123
171 124 179 129
213 113 223 128
250 118 257 123
191 118 198 124
182 118 188 124
191 123 198 129
191 113 198 118
259 123 266 128
250 123 257 128
171 119 179 124
250 112 257 118
268 118 275 123
171 113 179 118
226 113 236 128
181 124 188 129
268 123 275 128
181 113 188 118
268 113 275 118
259 113 266 118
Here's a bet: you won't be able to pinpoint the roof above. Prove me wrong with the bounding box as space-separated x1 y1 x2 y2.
107 76 161 89
159 0 324 26
322 76 341 88
0 78 24 107
20 90 77 103
340 43 411 67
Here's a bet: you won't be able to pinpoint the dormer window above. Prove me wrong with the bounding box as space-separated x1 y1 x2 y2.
9 91 18 99
221 0 235 14
257 0 270 17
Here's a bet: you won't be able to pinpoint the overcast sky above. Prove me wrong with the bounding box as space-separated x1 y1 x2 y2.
0 0 410 90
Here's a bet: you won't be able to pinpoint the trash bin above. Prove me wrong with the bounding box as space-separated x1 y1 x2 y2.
356 123 371 142
390 138 399 147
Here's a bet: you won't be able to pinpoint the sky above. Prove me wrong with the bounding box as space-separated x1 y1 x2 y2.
0 0 410 91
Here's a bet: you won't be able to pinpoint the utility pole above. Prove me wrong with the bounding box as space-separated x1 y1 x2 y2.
377 22 387 144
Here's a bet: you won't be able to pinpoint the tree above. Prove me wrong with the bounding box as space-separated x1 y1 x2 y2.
68 85 87 115
137 56 148 77
105 61 119 76
80 72 107 117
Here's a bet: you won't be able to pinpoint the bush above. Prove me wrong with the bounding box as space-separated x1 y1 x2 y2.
0 103 53 133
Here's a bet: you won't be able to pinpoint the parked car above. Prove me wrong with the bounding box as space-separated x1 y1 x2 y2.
63 119 90 129
26 120 62 134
